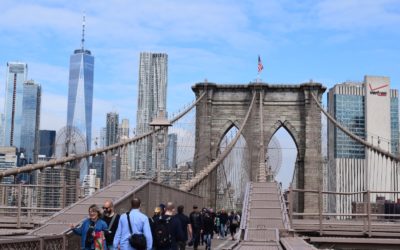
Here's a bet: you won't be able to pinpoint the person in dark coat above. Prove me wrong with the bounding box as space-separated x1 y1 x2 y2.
189 205 202 250
202 210 214 250
218 208 229 239
152 202 184 250
175 205 192 250
228 211 239 240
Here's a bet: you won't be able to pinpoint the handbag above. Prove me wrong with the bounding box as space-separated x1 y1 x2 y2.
126 212 147 250
94 231 106 250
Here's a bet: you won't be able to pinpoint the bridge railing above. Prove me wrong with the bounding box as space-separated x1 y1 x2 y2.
288 188 400 236
0 183 80 229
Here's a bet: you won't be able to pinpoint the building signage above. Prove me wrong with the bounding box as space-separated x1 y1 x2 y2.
369 83 388 96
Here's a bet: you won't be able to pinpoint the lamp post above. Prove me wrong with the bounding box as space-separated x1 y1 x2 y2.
150 110 171 183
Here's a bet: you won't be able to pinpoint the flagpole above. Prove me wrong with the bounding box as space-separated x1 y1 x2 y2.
257 55 263 83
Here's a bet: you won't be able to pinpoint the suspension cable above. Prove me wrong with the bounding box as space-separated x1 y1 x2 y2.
0 92 206 180
310 92 400 162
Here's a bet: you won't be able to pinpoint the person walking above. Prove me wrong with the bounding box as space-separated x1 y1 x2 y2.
218 208 228 239
228 211 239 240
102 200 120 250
70 204 108 250
113 198 153 250
189 205 202 250
175 205 192 250
152 202 184 250
201 209 214 250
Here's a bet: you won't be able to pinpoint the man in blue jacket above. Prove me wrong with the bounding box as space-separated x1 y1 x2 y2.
113 198 153 250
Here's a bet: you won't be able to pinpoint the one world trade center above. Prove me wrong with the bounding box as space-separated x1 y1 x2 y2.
66 15 94 177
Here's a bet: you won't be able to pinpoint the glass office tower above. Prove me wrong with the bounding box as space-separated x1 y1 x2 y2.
20 80 41 164
66 48 94 153
39 130 56 158
3 62 27 147
66 17 94 180
327 76 400 215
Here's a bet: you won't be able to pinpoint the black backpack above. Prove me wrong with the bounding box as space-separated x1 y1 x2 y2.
190 212 201 228
153 216 172 248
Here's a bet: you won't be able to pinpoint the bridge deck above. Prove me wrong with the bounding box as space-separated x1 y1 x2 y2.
280 237 317 250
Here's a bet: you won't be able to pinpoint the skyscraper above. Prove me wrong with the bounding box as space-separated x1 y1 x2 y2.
135 52 168 176
3 62 27 147
39 130 56 158
66 15 94 154
119 119 130 180
106 112 119 146
166 133 178 169
20 80 41 164
327 75 399 215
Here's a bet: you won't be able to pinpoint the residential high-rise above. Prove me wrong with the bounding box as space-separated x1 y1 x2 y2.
135 52 168 177
327 75 399 215
39 130 56 158
106 112 119 146
66 15 94 154
20 80 41 164
3 62 27 147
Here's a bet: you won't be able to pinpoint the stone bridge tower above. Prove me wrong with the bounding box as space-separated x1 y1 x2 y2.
191 82 326 213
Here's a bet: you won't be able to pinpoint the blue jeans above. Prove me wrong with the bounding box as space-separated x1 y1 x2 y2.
204 234 212 249
219 223 226 238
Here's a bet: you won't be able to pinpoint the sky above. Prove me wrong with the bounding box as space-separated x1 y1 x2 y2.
0 0 399 187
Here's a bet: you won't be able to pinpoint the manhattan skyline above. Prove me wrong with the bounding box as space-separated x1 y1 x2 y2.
0 1 399 142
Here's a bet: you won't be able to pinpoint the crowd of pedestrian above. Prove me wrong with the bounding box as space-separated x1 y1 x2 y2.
70 199 240 250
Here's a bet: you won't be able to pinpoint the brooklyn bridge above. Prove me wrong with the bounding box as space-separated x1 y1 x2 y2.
1 81 400 249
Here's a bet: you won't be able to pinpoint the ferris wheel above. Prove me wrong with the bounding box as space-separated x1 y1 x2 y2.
55 126 86 159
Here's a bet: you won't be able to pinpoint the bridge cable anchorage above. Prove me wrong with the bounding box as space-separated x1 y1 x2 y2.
179 92 257 192
0 92 206 179
310 92 400 162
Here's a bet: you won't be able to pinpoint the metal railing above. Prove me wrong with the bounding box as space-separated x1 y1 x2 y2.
288 188 400 236
0 183 78 229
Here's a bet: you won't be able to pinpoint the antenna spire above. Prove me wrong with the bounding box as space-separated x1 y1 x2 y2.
81 12 86 51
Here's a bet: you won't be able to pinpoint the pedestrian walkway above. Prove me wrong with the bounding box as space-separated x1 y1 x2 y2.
186 231 240 250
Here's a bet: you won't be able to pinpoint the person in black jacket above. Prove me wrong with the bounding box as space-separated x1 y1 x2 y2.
218 208 229 239
152 202 184 250
102 201 120 250
202 209 214 250
189 205 202 250
175 205 192 250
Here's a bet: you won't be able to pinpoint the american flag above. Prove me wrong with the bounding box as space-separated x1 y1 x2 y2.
258 55 264 73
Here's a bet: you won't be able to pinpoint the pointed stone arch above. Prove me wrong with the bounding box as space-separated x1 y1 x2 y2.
191 82 326 213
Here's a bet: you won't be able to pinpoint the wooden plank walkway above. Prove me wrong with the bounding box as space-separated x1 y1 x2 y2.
280 237 317 250
236 182 316 250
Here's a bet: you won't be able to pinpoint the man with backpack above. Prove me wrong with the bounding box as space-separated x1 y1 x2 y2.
152 202 184 250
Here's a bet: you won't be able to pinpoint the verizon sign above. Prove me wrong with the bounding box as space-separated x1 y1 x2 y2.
369 83 388 96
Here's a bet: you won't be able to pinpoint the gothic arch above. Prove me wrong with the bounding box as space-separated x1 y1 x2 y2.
266 120 300 156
